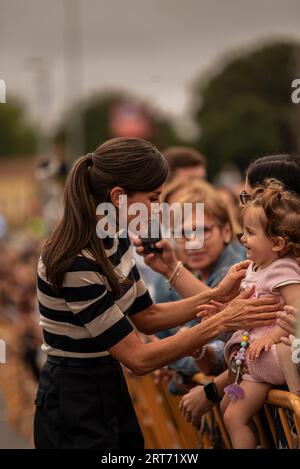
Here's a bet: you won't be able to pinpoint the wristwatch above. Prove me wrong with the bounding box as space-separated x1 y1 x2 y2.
203 381 222 403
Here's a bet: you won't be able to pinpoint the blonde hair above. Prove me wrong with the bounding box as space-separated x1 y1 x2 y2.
162 179 238 238
161 179 184 203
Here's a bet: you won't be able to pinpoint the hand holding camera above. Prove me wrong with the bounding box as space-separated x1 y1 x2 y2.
133 226 178 278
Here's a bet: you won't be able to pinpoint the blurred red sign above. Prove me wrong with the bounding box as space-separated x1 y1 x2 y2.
110 102 152 138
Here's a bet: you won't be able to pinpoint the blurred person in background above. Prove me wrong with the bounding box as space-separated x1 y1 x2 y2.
217 186 243 236
142 179 245 390
0 242 41 381
163 146 207 182
245 154 300 197
0 240 42 441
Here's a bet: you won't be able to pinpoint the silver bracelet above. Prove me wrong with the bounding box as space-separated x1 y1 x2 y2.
167 261 183 290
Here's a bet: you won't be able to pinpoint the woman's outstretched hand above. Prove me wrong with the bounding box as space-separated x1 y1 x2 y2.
133 237 178 277
217 286 283 333
195 261 252 320
213 260 251 303
196 300 226 321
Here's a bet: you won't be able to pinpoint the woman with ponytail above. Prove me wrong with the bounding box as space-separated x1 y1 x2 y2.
34 137 280 449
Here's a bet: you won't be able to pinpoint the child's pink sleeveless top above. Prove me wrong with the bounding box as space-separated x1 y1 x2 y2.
224 257 300 384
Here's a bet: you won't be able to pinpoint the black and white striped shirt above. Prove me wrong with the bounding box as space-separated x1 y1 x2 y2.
37 235 153 358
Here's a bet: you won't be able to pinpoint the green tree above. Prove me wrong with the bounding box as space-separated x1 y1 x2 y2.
192 41 300 175
0 98 36 157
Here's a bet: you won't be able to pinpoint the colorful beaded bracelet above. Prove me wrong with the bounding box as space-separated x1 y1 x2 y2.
224 330 250 401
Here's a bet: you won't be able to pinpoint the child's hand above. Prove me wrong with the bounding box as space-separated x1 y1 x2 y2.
276 305 297 336
196 300 227 321
214 260 251 302
280 334 295 347
248 337 275 360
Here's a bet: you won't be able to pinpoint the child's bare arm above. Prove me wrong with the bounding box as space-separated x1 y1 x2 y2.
249 284 300 360
274 283 300 339
257 284 300 343
265 284 299 338
279 283 300 308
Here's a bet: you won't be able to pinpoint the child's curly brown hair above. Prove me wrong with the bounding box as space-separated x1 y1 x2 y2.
244 178 300 258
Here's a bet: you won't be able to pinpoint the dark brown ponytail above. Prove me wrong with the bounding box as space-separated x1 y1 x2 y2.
42 137 168 296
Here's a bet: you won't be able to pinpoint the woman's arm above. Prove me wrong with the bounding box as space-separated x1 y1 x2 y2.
248 284 300 360
131 289 217 334
193 345 217 375
263 284 300 343
109 313 225 375
109 288 282 375
131 263 264 335
179 370 230 427
133 238 250 301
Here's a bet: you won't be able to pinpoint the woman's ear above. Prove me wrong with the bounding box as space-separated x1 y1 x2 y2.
222 222 232 244
272 236 286 253
109 187 127 209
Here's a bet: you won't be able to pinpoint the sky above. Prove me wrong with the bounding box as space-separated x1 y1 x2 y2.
0 0 300 131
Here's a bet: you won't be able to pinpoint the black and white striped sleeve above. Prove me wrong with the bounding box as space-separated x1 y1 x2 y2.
61 263 134 349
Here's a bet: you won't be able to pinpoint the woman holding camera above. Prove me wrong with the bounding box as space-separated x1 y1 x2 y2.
35 137 281 449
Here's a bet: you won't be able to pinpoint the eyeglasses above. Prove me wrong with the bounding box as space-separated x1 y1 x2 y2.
176 224 219 242
239 190 252 205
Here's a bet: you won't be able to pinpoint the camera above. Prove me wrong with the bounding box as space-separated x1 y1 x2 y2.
140 224 163 255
